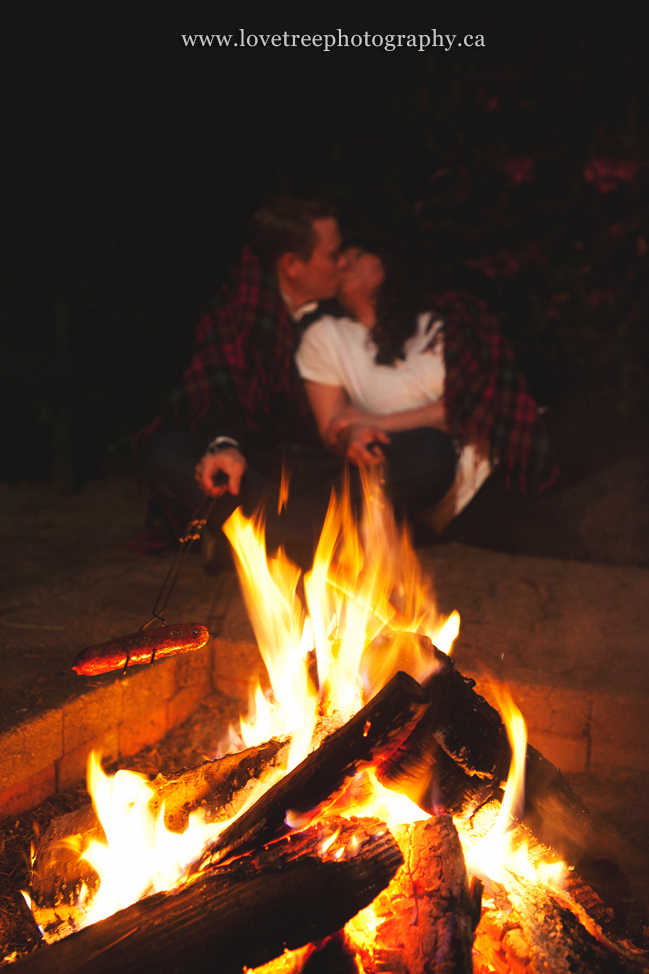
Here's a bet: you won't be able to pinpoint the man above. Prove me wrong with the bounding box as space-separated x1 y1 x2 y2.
137 197 347 566
193 200 344 501
138 198 556 567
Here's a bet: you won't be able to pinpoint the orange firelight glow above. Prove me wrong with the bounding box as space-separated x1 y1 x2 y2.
42 471 458 936
69 751 283 930
33 470 565 956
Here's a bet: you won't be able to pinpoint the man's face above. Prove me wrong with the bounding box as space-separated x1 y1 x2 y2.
338 247 385 306
291 217 343 301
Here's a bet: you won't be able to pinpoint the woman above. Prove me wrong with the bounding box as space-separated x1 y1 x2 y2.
295 246 492 526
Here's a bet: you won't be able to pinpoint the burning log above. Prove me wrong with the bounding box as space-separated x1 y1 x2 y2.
373 637 647 938
408 645 595 863
347 814 480 974
376 637 510 782
378 710 500 818
464 798 649 970
31 738 287 907
475 868 649 974
203 671 430 866
522 744 648 941
15 818 403 974
31 670 427 915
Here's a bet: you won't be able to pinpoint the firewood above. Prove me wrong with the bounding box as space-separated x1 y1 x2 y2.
523 744 649 943
417 642 510 780
32 670 426 909
202 671 430 867
374 639 648 938
414 645 611 882
346 815 479 974
481 869 649 974
14 818 403 974
377 711 499 817
461 803 649 974
31 738 287 907
285 933 359 974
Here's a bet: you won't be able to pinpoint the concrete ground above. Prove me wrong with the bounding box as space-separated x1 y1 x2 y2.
1 471 648 831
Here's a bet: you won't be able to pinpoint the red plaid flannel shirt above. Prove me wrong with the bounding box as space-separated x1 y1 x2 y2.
136 251 557 490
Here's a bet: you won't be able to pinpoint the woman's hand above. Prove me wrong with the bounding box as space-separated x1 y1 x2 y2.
302 379 448 465
334 423 390 466
325 405 371 448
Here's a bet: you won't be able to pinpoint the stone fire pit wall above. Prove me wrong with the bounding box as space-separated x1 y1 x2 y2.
0 638 254 819
3 540 649 822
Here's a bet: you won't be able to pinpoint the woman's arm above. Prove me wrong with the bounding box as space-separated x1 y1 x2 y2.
304 380 448 448
353 399 449 434
303 380 350 445
303 381 389 464
324 398 449 439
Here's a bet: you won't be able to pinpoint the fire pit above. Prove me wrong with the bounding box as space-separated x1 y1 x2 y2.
8 474 649 973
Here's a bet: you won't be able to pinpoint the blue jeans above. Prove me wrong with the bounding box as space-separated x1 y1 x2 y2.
140 427 457 561
382 427 458 517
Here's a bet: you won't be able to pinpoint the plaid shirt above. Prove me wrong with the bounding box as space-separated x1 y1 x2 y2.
136 250 556 490
135 245 310 453
436 291 558 490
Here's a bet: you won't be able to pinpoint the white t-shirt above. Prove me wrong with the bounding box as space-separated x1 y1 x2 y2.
295 311 491 520
295 312 445 414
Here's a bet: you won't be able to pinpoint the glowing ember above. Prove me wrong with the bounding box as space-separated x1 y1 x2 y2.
337 768 431 832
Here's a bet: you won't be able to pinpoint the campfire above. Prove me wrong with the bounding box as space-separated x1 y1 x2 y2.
16 473 649 973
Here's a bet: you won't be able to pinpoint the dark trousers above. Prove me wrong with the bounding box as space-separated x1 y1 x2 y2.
140 427 457 566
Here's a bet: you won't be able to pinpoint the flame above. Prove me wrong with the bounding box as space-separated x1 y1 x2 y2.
460 688 566 887
28 464 574 971
76 753 230 925
434 609 460 655
40 470 462 936
222 507 318 771
68 752 285 931
224 468 460 758
337 767 430 832
278 461 291 514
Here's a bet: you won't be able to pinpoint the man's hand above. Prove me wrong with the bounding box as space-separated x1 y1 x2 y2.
339 424 390 467
194 447 246 497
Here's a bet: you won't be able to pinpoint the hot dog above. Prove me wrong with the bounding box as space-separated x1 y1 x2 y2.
72 623 210 675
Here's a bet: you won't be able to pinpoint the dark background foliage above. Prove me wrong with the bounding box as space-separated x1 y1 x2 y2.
3 6 648 485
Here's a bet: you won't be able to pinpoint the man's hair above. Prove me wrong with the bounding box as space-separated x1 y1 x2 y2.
251 197 337 271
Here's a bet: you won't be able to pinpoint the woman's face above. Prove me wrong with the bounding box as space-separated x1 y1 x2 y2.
338 248 385 307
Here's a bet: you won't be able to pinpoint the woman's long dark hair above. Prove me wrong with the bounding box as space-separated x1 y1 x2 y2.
369 247 421 365
315 237 423 365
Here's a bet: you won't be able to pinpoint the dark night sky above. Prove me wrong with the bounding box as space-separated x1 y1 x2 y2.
6 8 499 285
3 5 649 481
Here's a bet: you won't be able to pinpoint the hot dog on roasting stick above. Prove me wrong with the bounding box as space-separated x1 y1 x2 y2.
71 494 218 676
72 623 210 676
